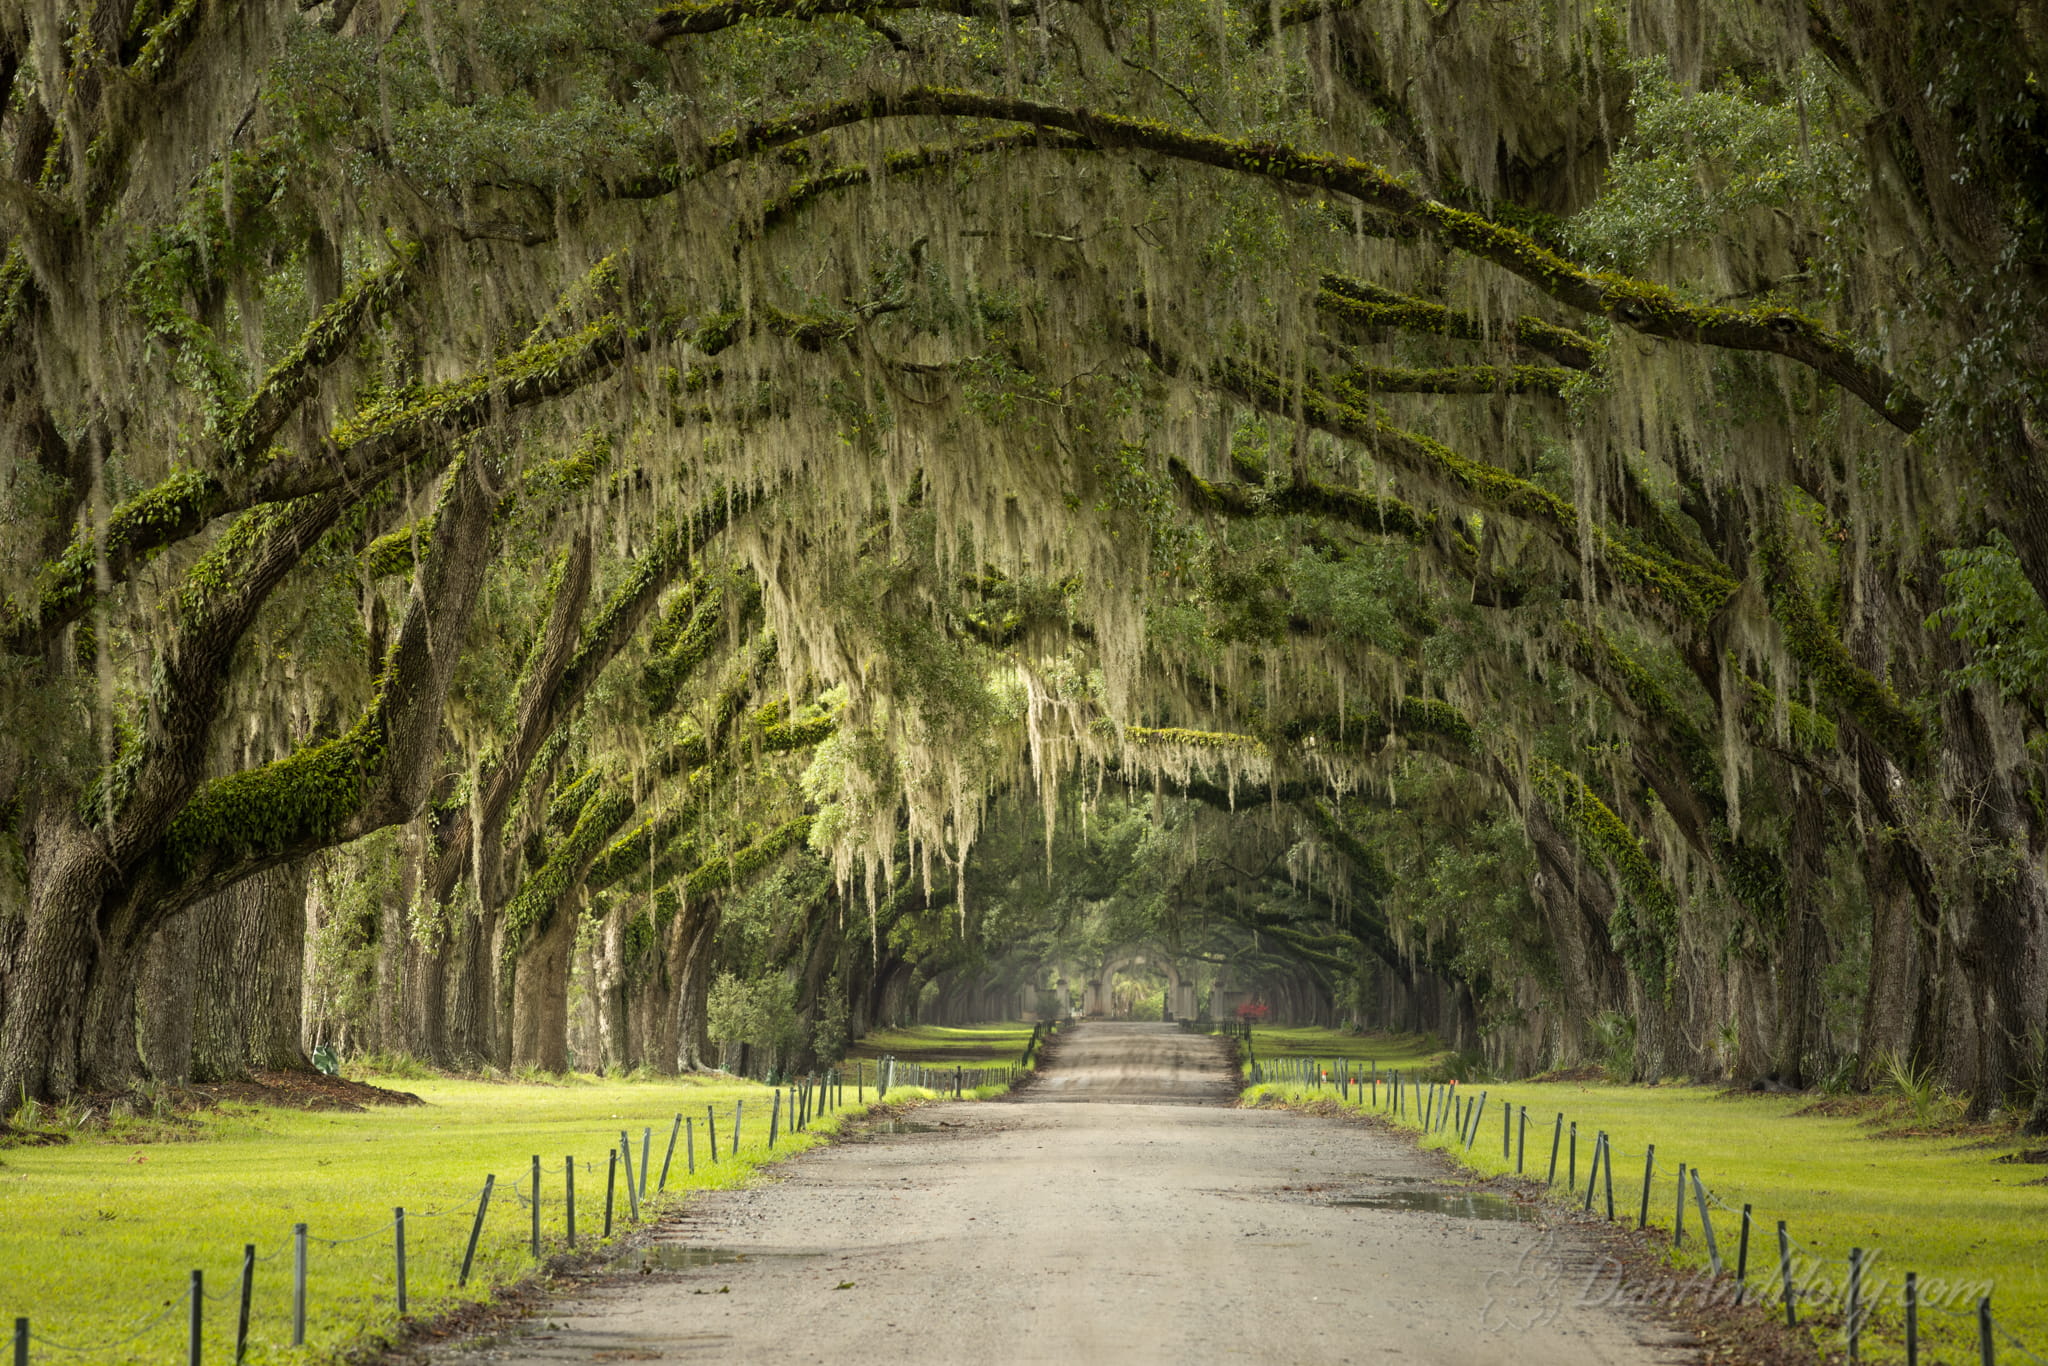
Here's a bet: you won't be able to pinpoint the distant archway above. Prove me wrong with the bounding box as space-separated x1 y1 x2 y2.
1081 945 1198 1020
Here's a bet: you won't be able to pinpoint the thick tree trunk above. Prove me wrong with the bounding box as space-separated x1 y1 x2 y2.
1938 686 2048 1117
137 912 196 1084
1855 835 1926 1089
1520 800 1629 1061
76 883 162 1096
190 862 311 1080
673 906 720 1071
442 908 499 1067
1770 780 1830 1089
0 810 114 1100
510 904 577 1072
393 818 447 1063
592 897 627 1072
628 898 678 1074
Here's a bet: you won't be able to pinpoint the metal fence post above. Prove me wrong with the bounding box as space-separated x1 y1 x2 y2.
394 1210 407 1317
640 1128 651 1202
188 1269 202 1366
1977 1296 1993 1366
566 1157 576 1247
236 1242 254 1363
1847 1248 1863 1361
530 1156 541 1258
603 1150 617 1237
1691 1169 1721 1274
13 1317 26 1366
460 1175 495 1286
1905 1272 1918 1365
1639 1145 1654 1229
660 1114 681 1191
619 1133 640 1222
1735 1205 1751 1303
292 1222 308 1347
1778 1221 1797 1327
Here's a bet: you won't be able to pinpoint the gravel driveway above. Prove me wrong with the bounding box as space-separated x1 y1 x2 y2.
427 1024 1696 1364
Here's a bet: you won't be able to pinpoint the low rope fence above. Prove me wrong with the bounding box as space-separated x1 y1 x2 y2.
6 1053 1035 1366
1249 1059 2045 1366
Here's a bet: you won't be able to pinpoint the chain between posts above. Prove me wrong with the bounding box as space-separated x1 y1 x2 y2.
22 1301 185 1355
3 1074 904 1363
1268 1063 2048 1366
1999 1324 2048 1365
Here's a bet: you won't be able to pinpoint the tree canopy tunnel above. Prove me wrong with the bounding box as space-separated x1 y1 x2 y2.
1 0 2046 1131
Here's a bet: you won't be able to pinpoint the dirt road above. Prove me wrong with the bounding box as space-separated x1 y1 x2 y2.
427 1024 1693 1364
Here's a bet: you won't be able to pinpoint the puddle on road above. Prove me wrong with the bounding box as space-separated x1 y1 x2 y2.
868 1120 939 1135
1330 1189 1543 1222
638 1246 823 1271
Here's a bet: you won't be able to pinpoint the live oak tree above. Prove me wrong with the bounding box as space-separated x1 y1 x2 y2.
1 0 2045 1132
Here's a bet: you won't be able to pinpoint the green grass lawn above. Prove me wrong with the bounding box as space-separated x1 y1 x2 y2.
1244 1025 1451 1072
0 1072 874 1364
843 1021 1037 1066
1248 1058 2048 1364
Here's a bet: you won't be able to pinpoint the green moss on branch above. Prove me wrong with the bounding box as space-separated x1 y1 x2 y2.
1197 355 1736 627
1753 524 1927 768
1530 757 1677 988
1317 276 1596 370
618 86 1922 429
1166 455 1432 541
683 816 814 897
1332 363 1570 396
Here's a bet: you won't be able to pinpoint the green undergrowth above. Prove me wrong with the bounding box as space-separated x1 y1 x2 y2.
844 1020 1036 1065
0 1073 890 1364
1246 1067 2048 1364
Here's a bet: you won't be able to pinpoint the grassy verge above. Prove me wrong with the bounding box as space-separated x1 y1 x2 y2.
1246 1062 2048 1364
843 1021 1036 1065
1244 1026 1452 1072
0 1071 897 1364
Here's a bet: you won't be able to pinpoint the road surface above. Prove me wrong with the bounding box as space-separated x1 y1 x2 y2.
422 1023 1693 1364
